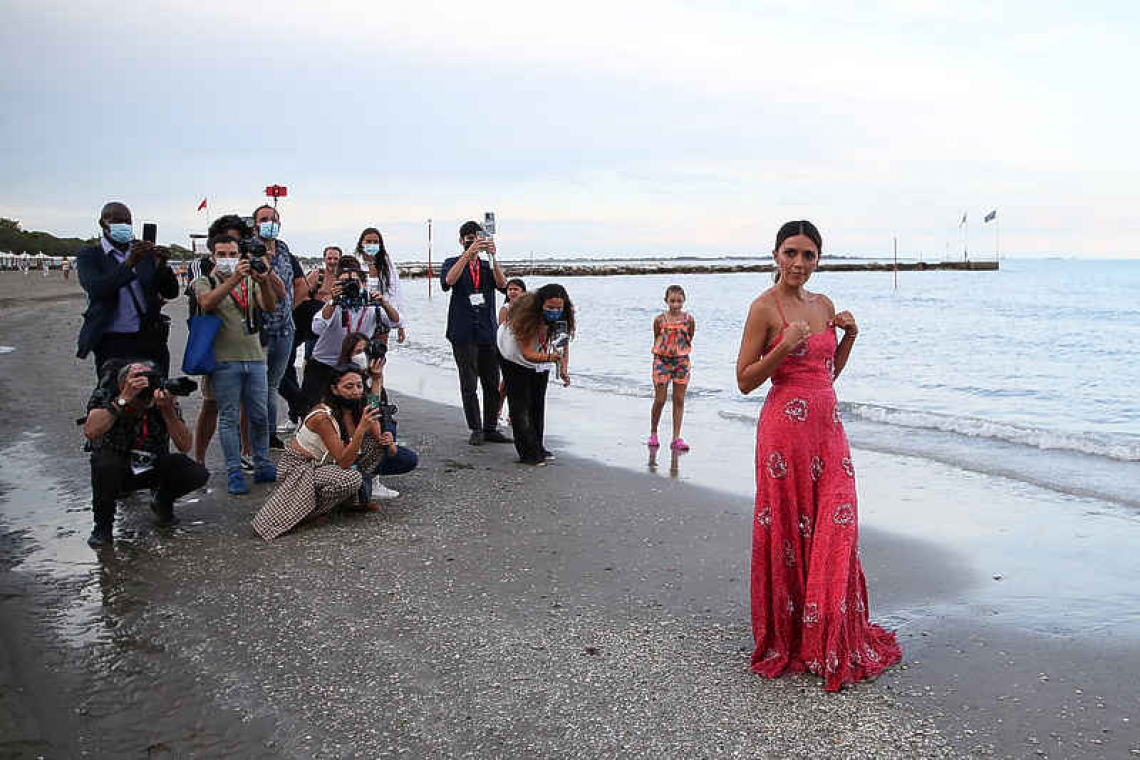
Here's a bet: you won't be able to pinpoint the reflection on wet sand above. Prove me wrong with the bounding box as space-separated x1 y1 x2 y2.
647 445 687 478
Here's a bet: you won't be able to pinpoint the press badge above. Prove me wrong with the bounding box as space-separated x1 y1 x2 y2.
130 449 157 476
469 292 486 307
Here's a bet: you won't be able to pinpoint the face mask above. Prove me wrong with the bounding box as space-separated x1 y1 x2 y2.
258 221 280 240
362 243 380 257
214 257 238 275
543 309 563 323
352 353 369 370
340 394 364 409
107 223 133 244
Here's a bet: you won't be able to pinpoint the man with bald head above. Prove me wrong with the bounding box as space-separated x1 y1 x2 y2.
76 201 180 377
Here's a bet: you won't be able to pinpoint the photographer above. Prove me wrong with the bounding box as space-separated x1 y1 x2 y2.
355 228 407 344
193 234 278 494
250 205 309 449
83 360 208 547
441 221 511 446
338 332 418 507
76 202 179 377
301 255 399 412
497 284 575 466
252 365 383 540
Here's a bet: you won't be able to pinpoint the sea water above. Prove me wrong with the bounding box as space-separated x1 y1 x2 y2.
388 258 1140 509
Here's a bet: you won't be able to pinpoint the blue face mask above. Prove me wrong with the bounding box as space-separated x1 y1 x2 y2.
543 309 563 323
107 223 133 244
362 243 380 256
258 221 280 240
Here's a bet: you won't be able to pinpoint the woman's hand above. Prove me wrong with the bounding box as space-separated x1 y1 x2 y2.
329 281 342 301
355 406 381 437
830 311 858 336
780 319 811 351
397 327 406 344
369 357 386 379
559 357 571 387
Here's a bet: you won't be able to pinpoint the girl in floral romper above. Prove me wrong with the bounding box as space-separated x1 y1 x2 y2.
648 285 696 451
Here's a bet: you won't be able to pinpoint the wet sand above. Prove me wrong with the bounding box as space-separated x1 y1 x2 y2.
1 271 1138 758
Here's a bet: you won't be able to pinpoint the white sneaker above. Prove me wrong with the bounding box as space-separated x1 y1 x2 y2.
372 483 400 500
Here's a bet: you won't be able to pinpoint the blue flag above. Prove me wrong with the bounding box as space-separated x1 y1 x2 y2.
984 209 997 223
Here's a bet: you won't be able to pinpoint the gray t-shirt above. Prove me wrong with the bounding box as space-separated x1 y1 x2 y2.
193 276 265 363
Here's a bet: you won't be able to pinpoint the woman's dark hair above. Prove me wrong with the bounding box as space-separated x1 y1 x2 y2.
337 331 371 366
336 255 363 276
505 278 527 299
355 227 391 294
459 220 483 238
510 282 575 344
772 220 823 283
208 214 249 240
665 284 685 300
321 364 366 442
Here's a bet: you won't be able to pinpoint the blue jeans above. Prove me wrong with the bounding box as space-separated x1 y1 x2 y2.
358 445 419 503
212 361 270 475
265 329 295 434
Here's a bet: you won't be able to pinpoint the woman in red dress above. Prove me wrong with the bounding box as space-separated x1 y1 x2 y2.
735 220 901 691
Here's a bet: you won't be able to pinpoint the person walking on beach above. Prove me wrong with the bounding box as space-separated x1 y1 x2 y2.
735 220 900 692
441 221 512 446
648 285 695 451
498 284 574 465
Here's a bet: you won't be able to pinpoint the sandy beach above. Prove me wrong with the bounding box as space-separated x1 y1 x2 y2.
1 271 1138 759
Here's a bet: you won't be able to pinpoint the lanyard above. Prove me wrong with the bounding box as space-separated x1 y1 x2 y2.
134 414 149 449
229 279 249 311
468 259 481 291
351 307 367 333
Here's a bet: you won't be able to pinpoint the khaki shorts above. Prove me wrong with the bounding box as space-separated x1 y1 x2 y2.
200 374 215 401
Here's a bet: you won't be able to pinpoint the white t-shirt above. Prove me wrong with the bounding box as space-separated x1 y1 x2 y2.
497 323 551 373
311 305 379 365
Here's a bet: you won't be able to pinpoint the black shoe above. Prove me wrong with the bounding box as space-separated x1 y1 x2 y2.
468 430 485 446
87 524 113 547
269 434 287 450
542 449 556 460
483 429 513 444
149 495 180 527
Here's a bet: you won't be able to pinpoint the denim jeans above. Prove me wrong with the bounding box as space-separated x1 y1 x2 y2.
212 360 270 475
265 329 295 434
358 445 419 503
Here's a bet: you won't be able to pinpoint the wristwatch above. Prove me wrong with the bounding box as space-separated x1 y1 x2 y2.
110 397 128 414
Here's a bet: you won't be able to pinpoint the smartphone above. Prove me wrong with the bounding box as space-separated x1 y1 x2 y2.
483 212 496 235
142 223 157 244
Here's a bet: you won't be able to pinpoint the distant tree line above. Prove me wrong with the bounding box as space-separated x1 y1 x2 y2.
0 218 197 259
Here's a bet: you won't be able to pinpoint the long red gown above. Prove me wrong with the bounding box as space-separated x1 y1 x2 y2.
750 316 901 692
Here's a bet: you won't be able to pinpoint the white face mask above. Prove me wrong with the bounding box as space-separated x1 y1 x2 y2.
352 352 369 370
214 257 238 275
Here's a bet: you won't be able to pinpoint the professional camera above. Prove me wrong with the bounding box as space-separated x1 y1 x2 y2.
365 338 388 363
239 247 268 274
239 235 267 259
138 371 199 399
365 395 398 427
336 277 368 310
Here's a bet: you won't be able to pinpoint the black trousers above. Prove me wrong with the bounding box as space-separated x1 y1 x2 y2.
299 358 336 415
499 358 549 463
278 330 306 422
451 342 501 432
90 449 209 528
93 331 170 380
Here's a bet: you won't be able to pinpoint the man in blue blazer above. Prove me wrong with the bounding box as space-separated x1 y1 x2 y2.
76 202 180 378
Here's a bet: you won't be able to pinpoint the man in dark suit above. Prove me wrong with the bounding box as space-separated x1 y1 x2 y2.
76 202 180 377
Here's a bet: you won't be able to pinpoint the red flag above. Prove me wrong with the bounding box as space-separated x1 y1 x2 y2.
197 198 207 211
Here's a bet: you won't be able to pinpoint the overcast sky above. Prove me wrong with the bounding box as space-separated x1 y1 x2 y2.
2 0 1137 260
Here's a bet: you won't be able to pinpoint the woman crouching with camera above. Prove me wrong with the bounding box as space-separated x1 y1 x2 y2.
252 364 390 539
337 331 419 508
497 283 575 466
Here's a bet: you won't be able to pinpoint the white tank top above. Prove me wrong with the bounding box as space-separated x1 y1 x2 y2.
293 405 341 463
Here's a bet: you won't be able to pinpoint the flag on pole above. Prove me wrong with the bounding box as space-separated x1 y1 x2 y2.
197 198 207 211
984 209 997 223
959 212 967 227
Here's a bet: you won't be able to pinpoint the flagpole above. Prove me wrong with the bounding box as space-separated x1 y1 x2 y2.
996 214 1000 260
426 218 433 300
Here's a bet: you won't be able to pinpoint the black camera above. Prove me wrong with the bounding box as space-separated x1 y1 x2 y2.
365 338 387 363
240 248 268 274
239 235 267 259
138 371 198 399
336 276 368 310
366 395 397 427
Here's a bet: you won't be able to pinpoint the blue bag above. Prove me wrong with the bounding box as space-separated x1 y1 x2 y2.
181 274 222 375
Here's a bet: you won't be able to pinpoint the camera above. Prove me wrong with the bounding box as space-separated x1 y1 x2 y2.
138 371 199 399
239 239 268 274
336 276 368 310
366 395 398 427
548 320 570 353
365 338 387 363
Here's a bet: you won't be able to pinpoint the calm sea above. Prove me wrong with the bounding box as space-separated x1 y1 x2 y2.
391 259 1140 508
